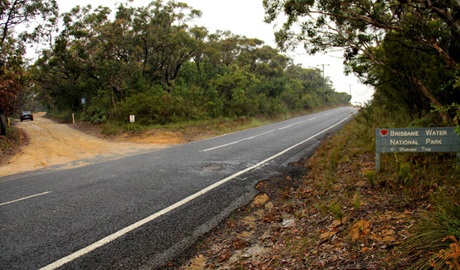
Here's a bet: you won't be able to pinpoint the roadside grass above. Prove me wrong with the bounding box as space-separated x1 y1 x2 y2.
99 116 275 140
297 106 460 269
95 107 334 141
403 188 460 270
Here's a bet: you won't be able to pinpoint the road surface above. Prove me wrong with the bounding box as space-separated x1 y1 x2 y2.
0 107 356 269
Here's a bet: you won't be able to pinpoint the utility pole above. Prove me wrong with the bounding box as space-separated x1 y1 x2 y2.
349 84 353 105
317 64 330 104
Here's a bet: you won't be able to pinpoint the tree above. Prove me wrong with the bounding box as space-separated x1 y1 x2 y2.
1 0 58 47
33 1 204 120
0 0 58 135
131 1 201 87
263 0 460 123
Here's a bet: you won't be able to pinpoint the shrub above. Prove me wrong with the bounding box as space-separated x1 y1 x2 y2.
402 189 460 270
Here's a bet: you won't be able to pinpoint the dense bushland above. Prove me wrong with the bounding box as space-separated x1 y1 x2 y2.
28 2 349 127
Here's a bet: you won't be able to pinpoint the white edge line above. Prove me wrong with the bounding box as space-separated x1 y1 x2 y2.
39 113 354 270
0 191 51 207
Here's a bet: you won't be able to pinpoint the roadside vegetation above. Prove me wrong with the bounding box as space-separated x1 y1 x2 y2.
2 1 460 269
1 0 350 135
176 104 460 269
307 106 460 269
262 1 460 266
0 125 25 164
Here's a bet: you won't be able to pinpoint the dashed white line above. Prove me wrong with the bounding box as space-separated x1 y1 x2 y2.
0 191 51 207
202 117 318 151
39 113 354 270
201 130 274 152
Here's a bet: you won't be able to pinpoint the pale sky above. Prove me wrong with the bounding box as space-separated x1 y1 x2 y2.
56 0 373 103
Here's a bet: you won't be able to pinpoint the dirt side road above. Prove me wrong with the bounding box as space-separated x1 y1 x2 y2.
0 113 175 177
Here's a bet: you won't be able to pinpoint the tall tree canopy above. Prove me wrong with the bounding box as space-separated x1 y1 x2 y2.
32 0 350 126
0 0 58 134
263 0 460 124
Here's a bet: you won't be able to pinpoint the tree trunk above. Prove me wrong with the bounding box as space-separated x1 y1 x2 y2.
0 112 7 135
410 76 452 124
365 51 452 124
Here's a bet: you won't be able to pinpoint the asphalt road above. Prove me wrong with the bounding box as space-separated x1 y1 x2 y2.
0 107 356 269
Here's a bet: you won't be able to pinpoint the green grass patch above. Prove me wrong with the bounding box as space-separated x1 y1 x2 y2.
402 189 460 270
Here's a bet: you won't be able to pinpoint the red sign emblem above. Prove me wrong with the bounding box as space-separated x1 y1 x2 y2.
380 129 389 137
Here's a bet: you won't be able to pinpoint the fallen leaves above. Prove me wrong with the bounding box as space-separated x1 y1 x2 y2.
350 220 371 240
176 134 426 270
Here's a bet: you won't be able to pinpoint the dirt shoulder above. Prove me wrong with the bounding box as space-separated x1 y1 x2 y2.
0 113 179 177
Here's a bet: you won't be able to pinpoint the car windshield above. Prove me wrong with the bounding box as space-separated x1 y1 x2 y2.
22 111 31 114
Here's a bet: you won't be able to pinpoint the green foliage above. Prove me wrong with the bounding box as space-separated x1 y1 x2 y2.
363 170 376 187
46 109 75 123
321 101 460 268
352 191 362 211
81 108 107 124
117 92 179 125
0 0 58 135
403 189 460 270
28 0 350 129
398 163 411 185
353 101 459 194
100 123 120 136
329 200 344 221
264 0 460 124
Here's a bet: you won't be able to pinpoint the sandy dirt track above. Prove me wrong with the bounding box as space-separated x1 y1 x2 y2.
0 113 175 177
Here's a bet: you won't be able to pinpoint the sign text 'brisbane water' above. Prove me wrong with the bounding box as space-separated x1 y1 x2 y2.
375 127 460 171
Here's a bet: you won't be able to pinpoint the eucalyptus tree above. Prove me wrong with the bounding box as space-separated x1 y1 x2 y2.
263 0 460 123
33 0 202 121
0 0 58 134
238 45 290 99
131 1 201 88
33 5 113 113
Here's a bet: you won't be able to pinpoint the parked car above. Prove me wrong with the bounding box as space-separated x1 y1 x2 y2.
20 111 34 121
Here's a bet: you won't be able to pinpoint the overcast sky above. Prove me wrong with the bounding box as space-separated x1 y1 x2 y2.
56 0 373 103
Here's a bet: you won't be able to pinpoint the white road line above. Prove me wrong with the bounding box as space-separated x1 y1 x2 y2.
202 116 318 151
201 140 241 152
278 117 317 130
39 113 353 270
201 130 274 152
278 123 297 130
0 191 51 207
